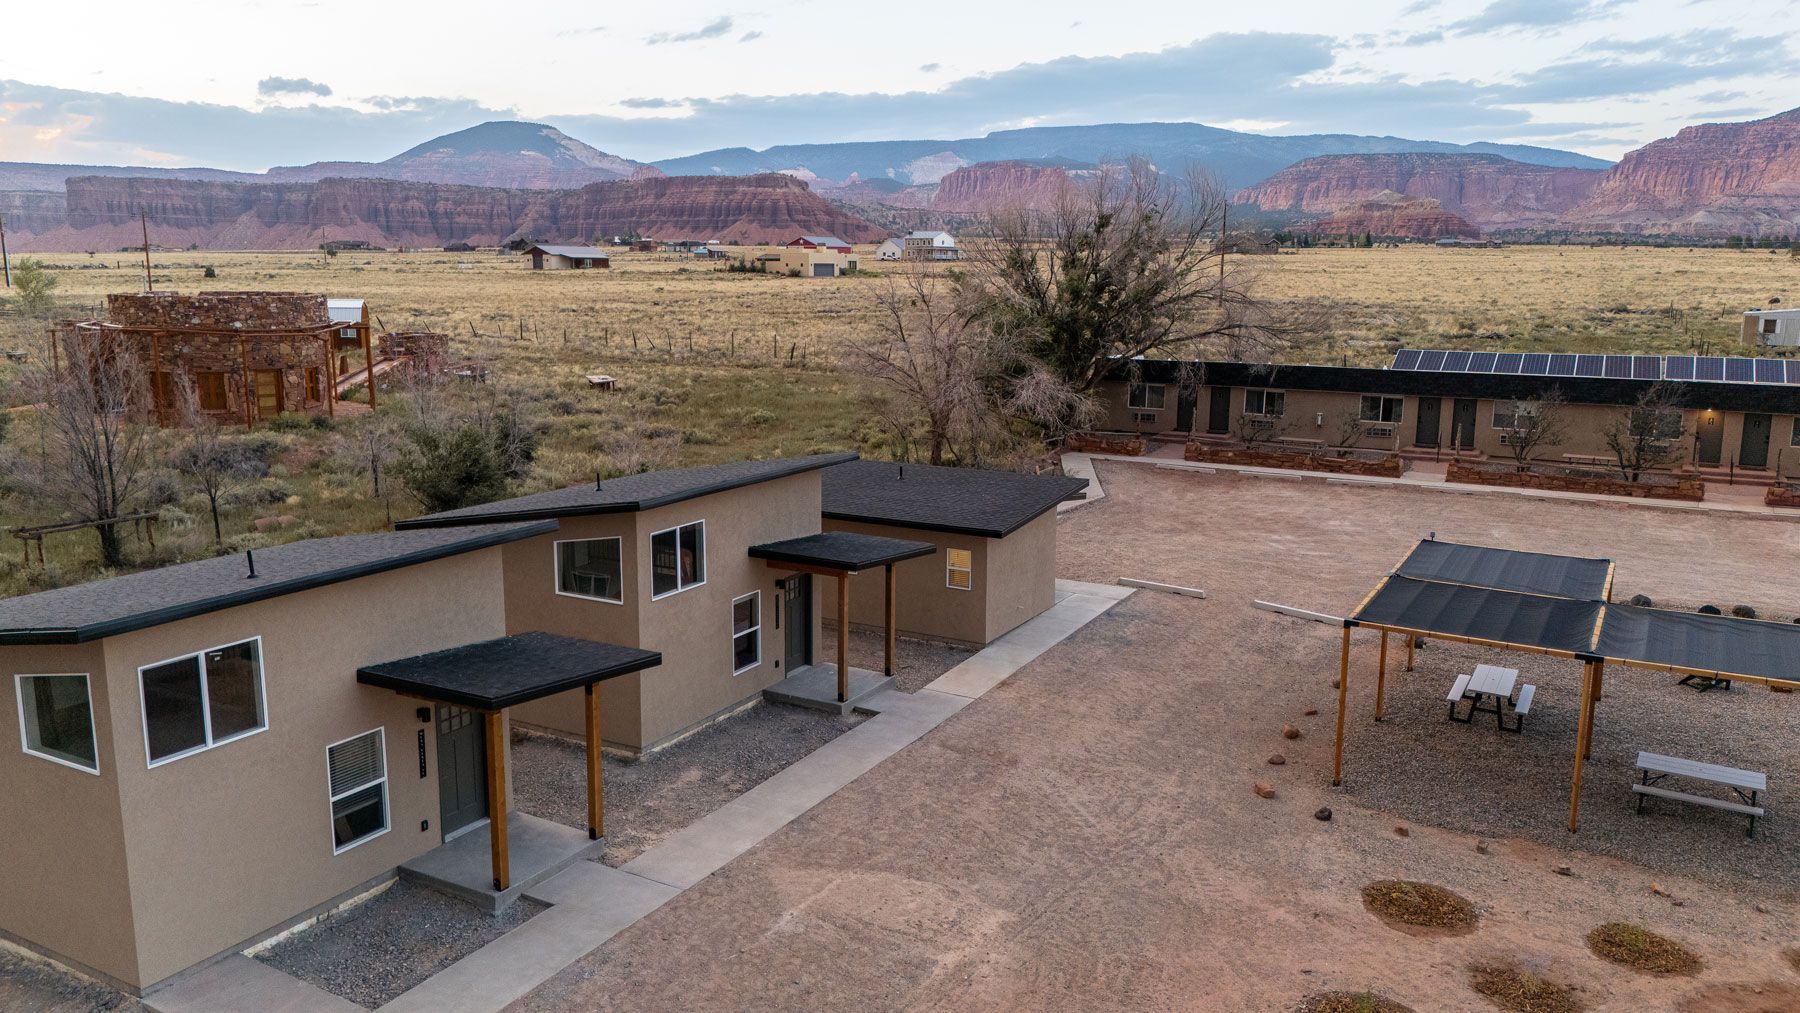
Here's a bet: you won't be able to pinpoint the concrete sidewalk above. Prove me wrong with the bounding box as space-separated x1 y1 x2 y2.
367 579 1131 1012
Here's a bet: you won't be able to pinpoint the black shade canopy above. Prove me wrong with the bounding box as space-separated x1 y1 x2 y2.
1355 577 1604 656
1395 539 1613 601
358 632 662 710
749 531 935 573
1599 605 1800 683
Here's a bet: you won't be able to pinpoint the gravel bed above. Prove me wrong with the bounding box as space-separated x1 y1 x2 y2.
255 879 544 1009
0 949 140 1013
512 702 862 866
825 621 975 693
1339 633 1800 894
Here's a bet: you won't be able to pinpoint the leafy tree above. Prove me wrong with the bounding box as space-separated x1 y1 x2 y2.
395 421 509 512
7 258 58 317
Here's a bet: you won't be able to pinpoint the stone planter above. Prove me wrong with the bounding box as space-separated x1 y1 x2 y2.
1446 461 1705 501
1183 442 1405 477
1065 432 1147 456
1766 485 1800 508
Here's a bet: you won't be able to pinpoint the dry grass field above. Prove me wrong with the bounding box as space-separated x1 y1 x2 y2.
0 242 1792 591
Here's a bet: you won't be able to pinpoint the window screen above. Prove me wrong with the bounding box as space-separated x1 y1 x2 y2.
328 729 388 852
17 674 97 772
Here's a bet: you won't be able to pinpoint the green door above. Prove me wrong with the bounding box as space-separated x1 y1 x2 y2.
436 705 487 838
1740 413 1772 468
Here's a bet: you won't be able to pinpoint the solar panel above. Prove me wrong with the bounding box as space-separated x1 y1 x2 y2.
1632 356 1662 380
1393 348 1422 370
1442 350 1472 372
1547 354 1578 376
1467 351 1497 373
1788 360 1800 385
1602 355 1632 378
1724 357 1755 383
1664 355 1695 380
1492 352 1524 374
1520 353 1550 375
1694 356 1725 382
1755 358 1785 383
1418 349 1447 371
1575 354 1605 377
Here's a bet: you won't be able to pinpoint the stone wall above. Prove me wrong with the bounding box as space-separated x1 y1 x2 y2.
383 331 450 375
106 292 330 331
1446 461 1705 501
1065 432 1146 456
1184 442 1406 477
1767 485 1800 508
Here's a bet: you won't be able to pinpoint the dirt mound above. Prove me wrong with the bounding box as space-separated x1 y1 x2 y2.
1360 880 1478 936
1585 922 1702 975
1468 962 1586 1013
1296 990 1415 1012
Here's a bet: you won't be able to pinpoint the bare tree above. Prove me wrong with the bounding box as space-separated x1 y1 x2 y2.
959 159 1317 413
598 428 683 476
347 414 401 524
842 271 992 465
1605 382 1687 482
21 327 155 565
1495 389 1570 471
1234 411 1293 451
1329 407 1367 450
170 381 255 542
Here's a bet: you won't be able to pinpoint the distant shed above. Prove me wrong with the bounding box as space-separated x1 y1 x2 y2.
522 244 612 270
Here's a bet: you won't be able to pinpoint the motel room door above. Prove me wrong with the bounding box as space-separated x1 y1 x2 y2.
1414 397 1441 447
1175 388 1197 432
1451 398 1479 450
1206 387 1233 434
1696 412 1724 465
781 575 812 669
1740 413 1772 469
436 705 489 838
253 369 284 420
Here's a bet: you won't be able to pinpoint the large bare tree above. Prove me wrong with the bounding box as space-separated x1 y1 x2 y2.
22 327 155 565
959 159 1314 407
1605 382 1687 482
171 381 257 542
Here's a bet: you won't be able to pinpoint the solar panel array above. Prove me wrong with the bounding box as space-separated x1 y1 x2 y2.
1390 348 1800 386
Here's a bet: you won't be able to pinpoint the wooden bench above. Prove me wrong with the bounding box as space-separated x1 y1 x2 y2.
1562 453 1613 467
1633 751 1766 837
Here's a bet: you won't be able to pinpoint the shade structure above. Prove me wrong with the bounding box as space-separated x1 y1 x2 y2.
748 531 935 572
358 631 662 710
1598 605 1800 685
1393 539 1613 601
1354 577 1604 658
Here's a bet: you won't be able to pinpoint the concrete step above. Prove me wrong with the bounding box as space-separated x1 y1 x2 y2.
1696 467 1777 487
763 664 894 716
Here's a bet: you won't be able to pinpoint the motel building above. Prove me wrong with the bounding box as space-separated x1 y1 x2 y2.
1098 349 1800 484
0 453 1082 996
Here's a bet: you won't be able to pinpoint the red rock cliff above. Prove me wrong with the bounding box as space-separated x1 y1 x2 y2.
1314 194 1482 240
11 173 884 251
929 161 1073 213
1235 153 1603 230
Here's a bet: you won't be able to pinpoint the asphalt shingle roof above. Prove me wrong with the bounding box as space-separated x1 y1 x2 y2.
358 632 662 710
0 522 555 644
821 460 1088 538
396 453 859 529
525 245 611 259
748 531 936 573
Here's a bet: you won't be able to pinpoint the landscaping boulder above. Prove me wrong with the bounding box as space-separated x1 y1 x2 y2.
1253 782 1277 799
1698 605 1723 616
1282 724 1302 740
1732 605 1758 619
1314 807 1333 822
1629 594 1654 607
1267 754 1287 765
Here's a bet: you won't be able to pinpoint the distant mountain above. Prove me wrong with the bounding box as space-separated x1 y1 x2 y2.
1236 153 1606 231
265 121 642 188
652 122 1612 190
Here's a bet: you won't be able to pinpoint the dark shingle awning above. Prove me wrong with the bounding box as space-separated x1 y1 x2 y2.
749 531 935 573
358 632 662 710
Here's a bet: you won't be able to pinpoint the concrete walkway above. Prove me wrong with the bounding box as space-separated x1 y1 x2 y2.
375 579 1130 1011
1070 450 1797 519
145 955 362 1013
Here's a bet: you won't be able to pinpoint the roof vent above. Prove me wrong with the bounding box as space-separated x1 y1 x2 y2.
245 549 259 579
595 471 603 493
898 464 904 480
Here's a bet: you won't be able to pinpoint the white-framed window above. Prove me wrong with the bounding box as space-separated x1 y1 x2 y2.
139 636 267 767
1791 421 1800 448
327 728 389 854
1359 395 1404 423
1244 389 1286 418
731 592 761 674
651 521 706 599
16 673 99 774
1128 383 1166 411
946 548 974 591
555 537 623 603
1492 403 1536 430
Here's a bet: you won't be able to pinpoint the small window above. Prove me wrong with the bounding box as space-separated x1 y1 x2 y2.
1359 395 1404 423
1245 389 1286 418
1492 403 1536 430
731 592 761 674
306 366 322 402
556 537 623 603
16 674 98 773
1763 319 1778 334
339 326 359 340
327 729 388 853
139 637 266 766
195 372 230 413
1791 422 1800 448
651 521 706 599
1128 383 1166 410
946 548 974 591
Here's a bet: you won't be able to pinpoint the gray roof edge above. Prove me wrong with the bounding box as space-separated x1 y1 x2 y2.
396 452 860 530
0 521 558 646
822 470 1087 538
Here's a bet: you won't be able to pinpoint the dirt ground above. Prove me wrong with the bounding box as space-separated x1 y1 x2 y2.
0 948 140 1013
513 464 1800 1011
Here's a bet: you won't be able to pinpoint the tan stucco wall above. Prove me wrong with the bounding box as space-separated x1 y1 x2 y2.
0 641 138 986
820 519 986 646
92 548 508 989
981 511 1059 642
504 473 825 751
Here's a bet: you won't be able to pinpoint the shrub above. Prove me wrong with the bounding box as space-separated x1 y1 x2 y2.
1585 923 1701 975
203 266 217 279
265 412 315 433
395 421 510 513
219 480 294 511
1468 963 1584 1013
1360 880 1478 934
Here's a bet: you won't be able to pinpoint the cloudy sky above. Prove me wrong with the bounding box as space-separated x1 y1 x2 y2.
1 0 1794 169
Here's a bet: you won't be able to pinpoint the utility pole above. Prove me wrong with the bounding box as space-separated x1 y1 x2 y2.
0 213 10 287
140 212 153 292
1219 200 1228 290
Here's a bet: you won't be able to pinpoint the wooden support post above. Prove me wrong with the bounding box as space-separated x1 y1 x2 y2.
149 330 162 425
1593 664 1604 702
883 563 896 679
584 684 603 840
323 336 335 419
1375 629 1389 721
1332 625 1351 787
1585 662 1603 760
240 337 253 427
1569 661 1596 832
484 710 509 891
836 573 850 703
1405 634 1415 672
361 324 377 409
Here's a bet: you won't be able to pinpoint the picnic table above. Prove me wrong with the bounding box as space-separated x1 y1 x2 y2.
1447 663 1535 733
1634 751 1766 836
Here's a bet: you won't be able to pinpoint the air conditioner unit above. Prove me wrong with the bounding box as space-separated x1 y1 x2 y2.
1366 425 1395 439
1246 418 1277 430
1498 432 1521 446
1132 412 1159 424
